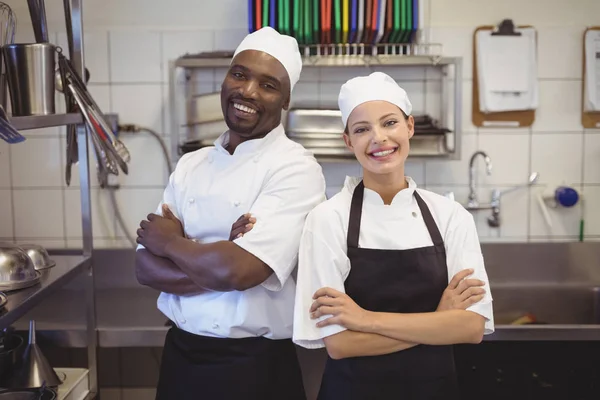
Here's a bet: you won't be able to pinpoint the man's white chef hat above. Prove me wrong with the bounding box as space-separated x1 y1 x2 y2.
338 72 413 127
232 27 303 94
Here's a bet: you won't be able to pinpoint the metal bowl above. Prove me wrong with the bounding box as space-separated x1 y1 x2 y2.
19 244 55 270
0 244 41 292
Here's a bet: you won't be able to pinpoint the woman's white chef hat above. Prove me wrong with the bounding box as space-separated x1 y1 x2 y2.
233 27 303 94
338 72 413 127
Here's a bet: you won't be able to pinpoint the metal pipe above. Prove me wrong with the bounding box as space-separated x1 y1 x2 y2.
68 0 99 396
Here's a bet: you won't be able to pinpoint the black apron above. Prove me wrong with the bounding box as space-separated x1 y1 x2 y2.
317 181 459 400
156 324 307 400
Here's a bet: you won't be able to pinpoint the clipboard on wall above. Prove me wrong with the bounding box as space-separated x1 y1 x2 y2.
582 26 600 129
472 20 537 128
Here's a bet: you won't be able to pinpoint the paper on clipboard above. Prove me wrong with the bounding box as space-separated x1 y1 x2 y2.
584 30 600 112
481 36 532 92
476 28 538 113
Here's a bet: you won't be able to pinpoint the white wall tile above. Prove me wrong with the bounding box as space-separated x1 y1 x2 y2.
405 160 426 185
321 161 362 188
56 31 110 83
117 134 170 187
428 27 473 80
64 188 116 238
214 28 248 51
109 31 161 83
12 239 66 249
86 85 112 112
529 185 584 237
10 137 62 187
532 81 582 132
583 134 600 184
477 132 530 186
114 188 165 239
531 133 583 185
0 141 10 188
537 27 583 79
583 186 600 236
430 0 600 27
111 85 164 134
0 190 13 238
161 31 214 82
425 133 478 185
13 189 64 238
16 127 60 138
3 0 600 247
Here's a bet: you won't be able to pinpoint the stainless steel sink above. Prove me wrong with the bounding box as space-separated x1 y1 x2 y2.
478 242 600 340
492 284 600 325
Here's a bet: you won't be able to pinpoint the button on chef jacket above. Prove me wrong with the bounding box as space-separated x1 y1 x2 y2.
137 124 327 340
293 176 495 348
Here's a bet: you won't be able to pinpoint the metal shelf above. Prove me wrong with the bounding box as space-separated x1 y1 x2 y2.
8 113 83 130
12 288 168 348
0 255 92 330
174 43 448 69
175 55 454 69
169 44 463 164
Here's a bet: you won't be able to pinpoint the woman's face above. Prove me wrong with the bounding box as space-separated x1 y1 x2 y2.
343 100 414 175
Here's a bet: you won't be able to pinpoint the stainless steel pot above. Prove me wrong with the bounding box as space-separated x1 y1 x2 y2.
3 43 56 116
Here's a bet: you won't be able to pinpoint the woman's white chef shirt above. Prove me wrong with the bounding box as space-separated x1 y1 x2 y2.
137 124 326 340
293 176 495 349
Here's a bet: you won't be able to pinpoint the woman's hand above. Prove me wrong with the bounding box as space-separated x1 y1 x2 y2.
310 287 374 332
437 268 486 311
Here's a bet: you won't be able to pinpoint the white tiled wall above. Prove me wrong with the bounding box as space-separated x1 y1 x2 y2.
1 0 599 249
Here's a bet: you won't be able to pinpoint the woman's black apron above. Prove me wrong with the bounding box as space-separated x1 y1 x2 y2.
156 324 306 400
317 181 459 400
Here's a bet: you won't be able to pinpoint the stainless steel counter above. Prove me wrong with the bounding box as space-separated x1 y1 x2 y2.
9 242 600 346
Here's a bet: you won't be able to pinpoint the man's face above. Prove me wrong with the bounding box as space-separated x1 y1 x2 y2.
221 50 291 139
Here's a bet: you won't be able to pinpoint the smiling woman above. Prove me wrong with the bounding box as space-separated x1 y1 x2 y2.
292 72 495 400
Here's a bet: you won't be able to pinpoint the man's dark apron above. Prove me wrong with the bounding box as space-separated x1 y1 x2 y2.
317 181 459 400
156 324 306 400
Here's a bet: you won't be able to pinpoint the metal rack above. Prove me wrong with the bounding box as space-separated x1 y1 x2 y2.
1 1 97 399
168 42 463 165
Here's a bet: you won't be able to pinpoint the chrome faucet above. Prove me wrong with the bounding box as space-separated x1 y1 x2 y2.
444 150 538 227
467 151 492 208
487 172 540 227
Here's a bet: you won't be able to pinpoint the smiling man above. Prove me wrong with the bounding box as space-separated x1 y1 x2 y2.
135 27 326 400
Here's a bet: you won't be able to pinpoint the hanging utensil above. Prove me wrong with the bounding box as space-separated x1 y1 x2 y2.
57 49 130 166
66 81 119 175
27 0 48 43
0 104 25 143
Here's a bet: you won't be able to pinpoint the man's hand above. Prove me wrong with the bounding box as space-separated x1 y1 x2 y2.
229 213 256 241
437 268 486 311
136 204 185 257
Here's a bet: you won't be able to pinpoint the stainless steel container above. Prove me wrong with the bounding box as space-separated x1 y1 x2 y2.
3 43 56 116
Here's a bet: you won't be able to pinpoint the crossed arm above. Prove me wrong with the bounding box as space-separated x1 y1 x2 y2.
135 209 260 294
310 270 487 360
